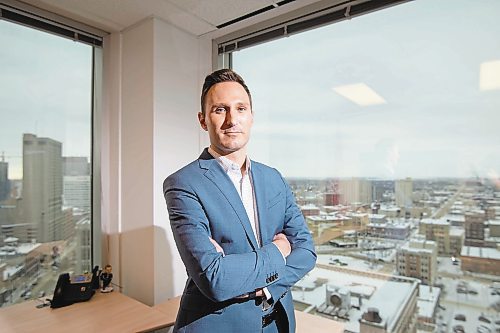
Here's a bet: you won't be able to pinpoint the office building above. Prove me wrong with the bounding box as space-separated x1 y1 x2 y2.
464 210 485 246
300 204 320 217
396 239 437 285
75 218 91 274
416 285 441 332
325 192 341 206
338 179 372 206
366 221 411 240
395 177 413 208
489 220 500 237
460 246 500 275
371 180 393 203
0 223 37 244
0 159 9 202
22 134 67 242
63 175 91 212
419 218 464 256
63 157 90 176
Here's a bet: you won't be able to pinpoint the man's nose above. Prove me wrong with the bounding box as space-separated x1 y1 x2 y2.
224 108 238 126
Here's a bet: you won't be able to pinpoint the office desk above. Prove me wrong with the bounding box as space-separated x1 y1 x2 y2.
0 291 170 333
152 295 180 327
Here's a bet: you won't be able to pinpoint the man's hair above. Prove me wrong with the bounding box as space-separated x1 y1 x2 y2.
200 68 252 115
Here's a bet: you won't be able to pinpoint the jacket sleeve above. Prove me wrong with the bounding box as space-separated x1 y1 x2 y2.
164 175 287 303
266 173 317 302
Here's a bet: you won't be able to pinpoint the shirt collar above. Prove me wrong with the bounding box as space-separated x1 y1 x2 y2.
208 146 251 174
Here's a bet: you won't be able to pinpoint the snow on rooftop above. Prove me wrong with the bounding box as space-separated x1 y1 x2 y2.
368 214 386 219
3 265 23 281
301 204 319 210
292 266 418 333
417 285 441 319
444 215 465 222
488 219 500 226
17 242 41 254
460 246 500 260
420 218 449 225
307 215 349 222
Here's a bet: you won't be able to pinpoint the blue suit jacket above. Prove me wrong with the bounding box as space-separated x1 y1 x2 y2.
163 149 316 332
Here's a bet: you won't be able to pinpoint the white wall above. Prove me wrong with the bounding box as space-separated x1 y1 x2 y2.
101 16 212 305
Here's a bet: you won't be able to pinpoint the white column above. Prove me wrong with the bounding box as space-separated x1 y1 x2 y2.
101 17 212 305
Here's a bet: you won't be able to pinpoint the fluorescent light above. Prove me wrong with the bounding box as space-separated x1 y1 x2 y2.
480 60 500 91
333 83 386 106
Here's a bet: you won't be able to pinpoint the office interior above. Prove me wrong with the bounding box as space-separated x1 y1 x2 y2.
1 0 499 332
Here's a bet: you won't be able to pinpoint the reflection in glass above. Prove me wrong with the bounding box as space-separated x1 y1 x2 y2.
233 0 500 332
0 20 92 307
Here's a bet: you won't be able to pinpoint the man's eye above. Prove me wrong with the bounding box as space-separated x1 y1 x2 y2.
238 107 246 112
214 108 225 113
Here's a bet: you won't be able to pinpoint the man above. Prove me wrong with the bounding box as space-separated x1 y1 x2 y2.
163 69 316 333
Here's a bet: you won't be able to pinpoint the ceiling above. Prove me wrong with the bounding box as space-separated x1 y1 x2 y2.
15 0 329 37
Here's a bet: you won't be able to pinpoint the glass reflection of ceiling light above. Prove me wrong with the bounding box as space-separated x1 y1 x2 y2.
480 60 500 90
332 83 386 106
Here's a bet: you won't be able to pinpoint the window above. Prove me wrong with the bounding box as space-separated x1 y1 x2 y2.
230 0 500 332
0 11 101 307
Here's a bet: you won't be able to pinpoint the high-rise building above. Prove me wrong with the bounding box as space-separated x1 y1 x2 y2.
395 177 413 208
63 157 90 176
63 156 90 212
324 192 341 206
464 210 485 246
75 217 91 273
338 178 372 205
397 239 437 285
22 134 67 242
63 175 91 212
0 159 10 201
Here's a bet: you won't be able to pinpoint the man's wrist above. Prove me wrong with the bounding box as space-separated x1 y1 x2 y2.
271 242 287 263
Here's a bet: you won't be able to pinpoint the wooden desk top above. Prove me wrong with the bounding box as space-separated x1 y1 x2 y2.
152 295 180 327
0 291 170 333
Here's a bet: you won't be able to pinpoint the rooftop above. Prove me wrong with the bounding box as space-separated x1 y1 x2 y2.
292 265 419 333
460 246 500 260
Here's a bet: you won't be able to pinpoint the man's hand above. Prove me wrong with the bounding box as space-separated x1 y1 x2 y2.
209 238 225 256
272 233 291 258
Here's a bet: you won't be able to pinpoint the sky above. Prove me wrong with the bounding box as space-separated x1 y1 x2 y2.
0 19 92 179
233 0 500 179
1 0 499 180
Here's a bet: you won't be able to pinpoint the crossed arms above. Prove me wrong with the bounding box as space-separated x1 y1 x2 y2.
164 174 317 303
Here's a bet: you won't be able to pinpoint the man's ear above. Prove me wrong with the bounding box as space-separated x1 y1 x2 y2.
198 112 208 131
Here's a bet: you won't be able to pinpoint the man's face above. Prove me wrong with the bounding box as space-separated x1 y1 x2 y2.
199 81 253 155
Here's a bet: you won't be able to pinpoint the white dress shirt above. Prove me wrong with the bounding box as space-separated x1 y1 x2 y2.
208 147 275 304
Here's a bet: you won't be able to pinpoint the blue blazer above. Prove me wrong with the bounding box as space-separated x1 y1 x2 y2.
163 149 316 333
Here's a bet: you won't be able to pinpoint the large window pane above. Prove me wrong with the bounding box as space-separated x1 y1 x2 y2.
0 19 93 307
233 1 500 332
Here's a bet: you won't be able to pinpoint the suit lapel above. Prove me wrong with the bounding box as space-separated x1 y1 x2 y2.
250 163 270 245
199 149 259 249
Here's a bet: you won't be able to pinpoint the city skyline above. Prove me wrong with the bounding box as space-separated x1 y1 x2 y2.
0 19 92 179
